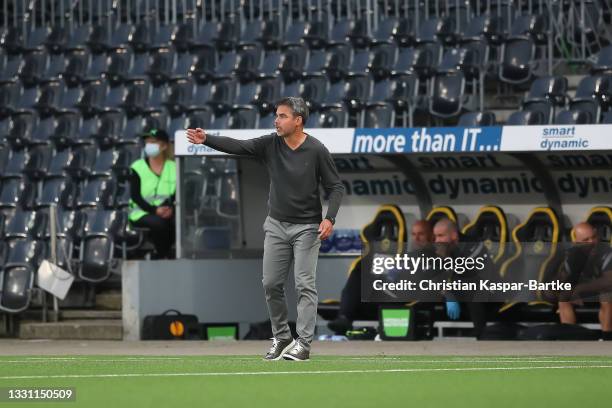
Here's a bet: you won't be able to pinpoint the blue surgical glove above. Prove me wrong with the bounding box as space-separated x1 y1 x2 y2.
446 301 461 320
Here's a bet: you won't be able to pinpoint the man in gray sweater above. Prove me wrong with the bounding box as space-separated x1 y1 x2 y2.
186 97 344 361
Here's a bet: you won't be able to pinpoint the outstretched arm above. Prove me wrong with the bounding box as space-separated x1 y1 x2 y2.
186 128 269 157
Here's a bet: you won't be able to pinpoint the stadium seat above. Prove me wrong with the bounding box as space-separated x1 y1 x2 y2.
162 78 194 116
23 145 53 180
78 209 125 282
347 204 408 304
65 25 91 52
325 44 351 82
185 107 213 130
303 19 328 49
591 45 612 74
364 102 395 128
24 27 50 53
92 148 120 177
2 147 29 177
391 46 436 80
18 50 48 87
328 19 353 48
65 145 97 180
0 52 21 84
252 76 282 115
458 111 497 126
38 175 77 209
212 51 239 81
386 73 418 127
206 79 238 114
462 206 510 265
1 27 24 55
77 175 117 209
347 18 370 49
238 20 264 49
429 70 466 118
415 17 454 45
147 47 177 85
258 19 283 50
235 44 264 83
45 148 73 178
128 20 153 53
5 112 36 149
369 43 397 80
214 21 240 51
568 75 612 123
50 111 80 147
228 106 258 129
0 239 46 313
313 106 349 128
46 54 66 81
498 15 548 84
3 210 46 240
75 79 106 118
371 17 399 46
189 48 216 83
300 74 327 111
104 48 133 85
150 24 176 51
279 45 308 82
282 20 310 48
34 80 63 118
505 109 547 125
45 24 70 53
0 176 36 209
113 144 142 181
603 111 612 123
460 14 502 45
172 21 196 53
426 206 459 227
554 109 594 124
523 76 568 106
499 207 560 309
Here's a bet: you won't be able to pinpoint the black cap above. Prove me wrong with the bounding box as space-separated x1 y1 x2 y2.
141 128 170 142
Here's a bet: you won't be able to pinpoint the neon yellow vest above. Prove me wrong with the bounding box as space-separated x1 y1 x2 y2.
129 159 176 222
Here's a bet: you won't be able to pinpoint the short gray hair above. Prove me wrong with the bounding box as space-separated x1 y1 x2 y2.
275 97 309 125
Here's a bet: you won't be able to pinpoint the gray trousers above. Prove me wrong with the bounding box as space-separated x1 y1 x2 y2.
262 216 321 350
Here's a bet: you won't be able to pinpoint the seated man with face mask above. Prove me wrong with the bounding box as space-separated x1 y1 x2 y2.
129 129 176 259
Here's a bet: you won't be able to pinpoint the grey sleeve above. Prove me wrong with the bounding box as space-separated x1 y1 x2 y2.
204 135 270 158
318 145 345 219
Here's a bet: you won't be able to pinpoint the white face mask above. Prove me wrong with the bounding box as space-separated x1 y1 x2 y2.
144 143 161 158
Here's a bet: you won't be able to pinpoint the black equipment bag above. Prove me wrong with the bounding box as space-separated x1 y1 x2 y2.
141 309 200 340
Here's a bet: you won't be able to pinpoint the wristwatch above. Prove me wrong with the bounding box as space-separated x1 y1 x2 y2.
325 216 336 225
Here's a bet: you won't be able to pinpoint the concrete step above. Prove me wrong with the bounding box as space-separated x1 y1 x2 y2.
95 291 122 311
19 319 122 340
20 309 122 321
60 310 122 320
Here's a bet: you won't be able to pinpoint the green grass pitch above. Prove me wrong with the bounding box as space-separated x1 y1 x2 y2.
0 355 611 407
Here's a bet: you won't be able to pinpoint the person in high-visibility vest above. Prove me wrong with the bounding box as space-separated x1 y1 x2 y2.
129 129 176 259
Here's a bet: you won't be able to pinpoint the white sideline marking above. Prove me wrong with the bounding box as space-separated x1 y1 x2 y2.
1 365 612 380
1 359 610 364
1 356 610 364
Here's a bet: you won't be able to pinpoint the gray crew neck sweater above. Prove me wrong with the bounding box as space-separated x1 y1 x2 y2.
203 133 344 224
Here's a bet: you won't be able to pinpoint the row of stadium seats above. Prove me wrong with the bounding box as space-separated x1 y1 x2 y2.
0 13 550 56
2 72 611 134
0 14 563 88
0 208 137 313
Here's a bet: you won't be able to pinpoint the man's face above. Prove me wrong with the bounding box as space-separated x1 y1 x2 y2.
411 223 432 249
274 105 301 138
433 224 458 245
575 226 599 244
